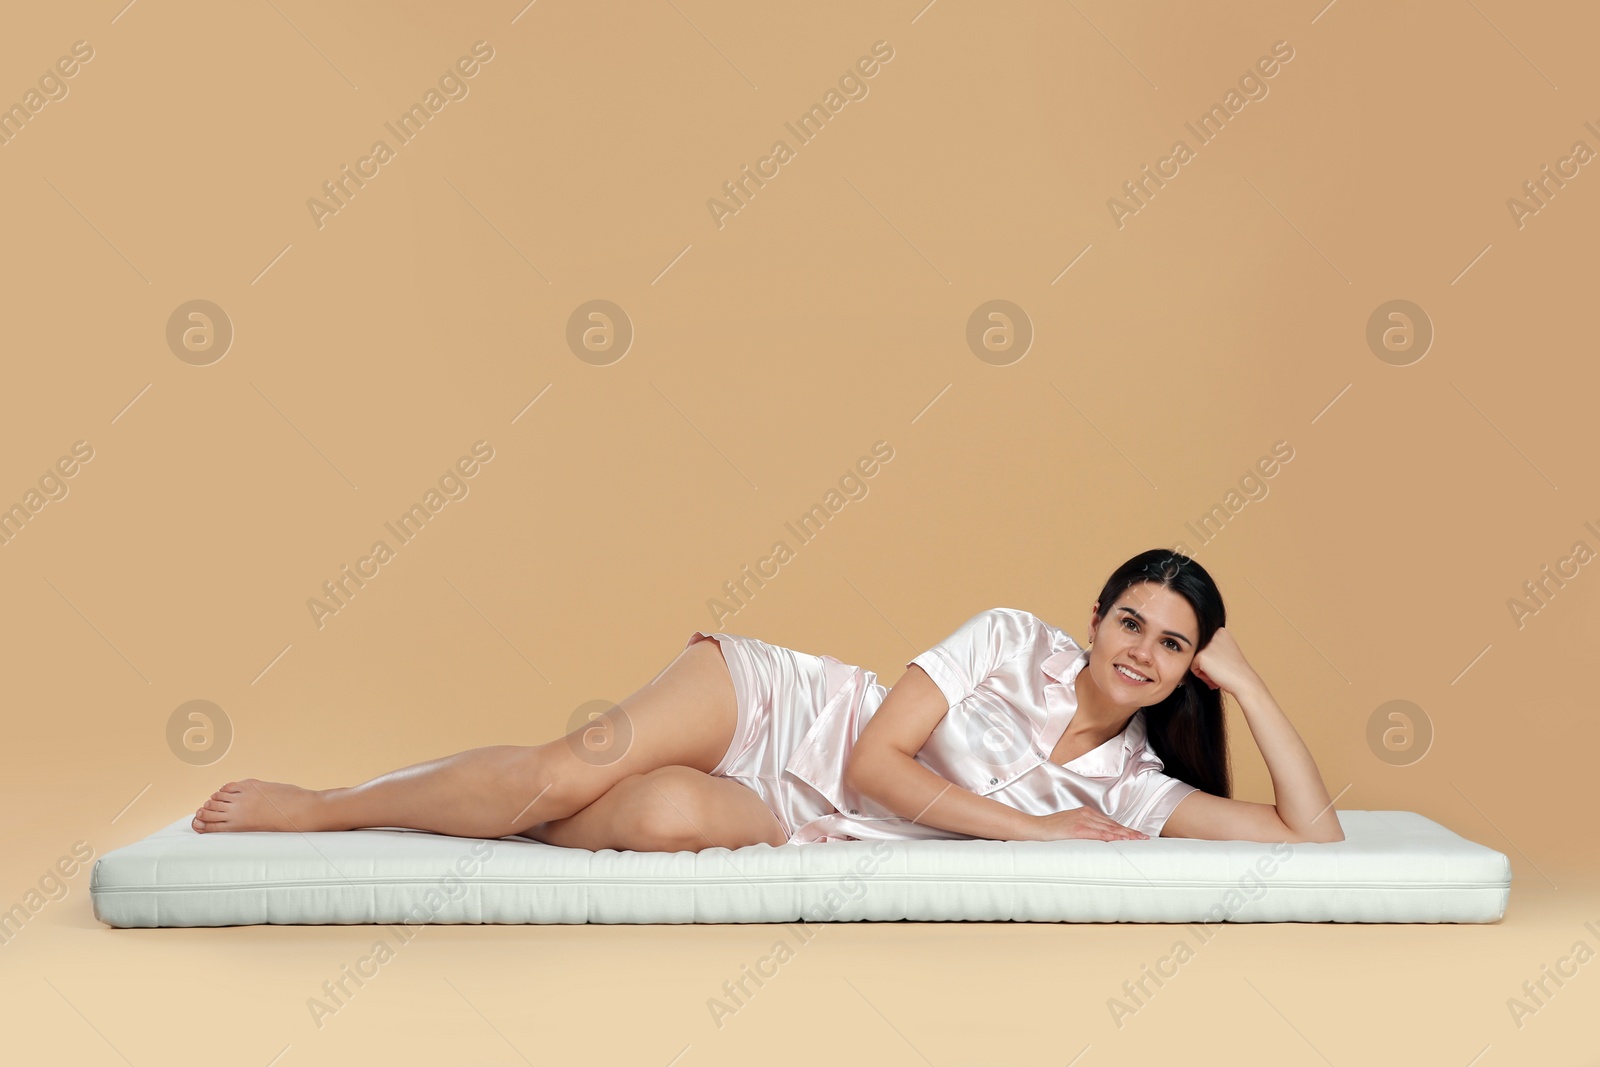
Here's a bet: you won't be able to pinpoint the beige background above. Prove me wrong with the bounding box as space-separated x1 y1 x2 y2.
2 0 1596 1063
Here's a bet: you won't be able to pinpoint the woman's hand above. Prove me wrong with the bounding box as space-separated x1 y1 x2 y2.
1188 626 1264 696
1015 807 1149 842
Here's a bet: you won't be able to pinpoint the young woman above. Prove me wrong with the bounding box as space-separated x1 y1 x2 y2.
191 549 1344 849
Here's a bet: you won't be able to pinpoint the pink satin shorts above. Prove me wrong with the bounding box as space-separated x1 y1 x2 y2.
686 630 843 842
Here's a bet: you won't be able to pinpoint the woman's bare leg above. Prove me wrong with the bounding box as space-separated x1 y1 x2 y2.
192 635 743 839
526 765 788 851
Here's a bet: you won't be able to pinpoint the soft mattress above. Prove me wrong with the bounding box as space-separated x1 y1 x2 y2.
90 809 1510 927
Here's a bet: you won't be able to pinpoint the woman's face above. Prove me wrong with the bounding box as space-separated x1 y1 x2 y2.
1085 582 1200 709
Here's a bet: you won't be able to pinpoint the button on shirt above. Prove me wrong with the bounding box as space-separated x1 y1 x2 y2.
782 607 1200 843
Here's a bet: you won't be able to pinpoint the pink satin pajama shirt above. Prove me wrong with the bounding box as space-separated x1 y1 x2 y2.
689 606 1200 845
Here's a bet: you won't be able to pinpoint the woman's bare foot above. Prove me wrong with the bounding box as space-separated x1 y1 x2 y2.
192 779 326 834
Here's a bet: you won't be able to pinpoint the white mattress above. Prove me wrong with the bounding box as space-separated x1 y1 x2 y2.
90 810 1510 927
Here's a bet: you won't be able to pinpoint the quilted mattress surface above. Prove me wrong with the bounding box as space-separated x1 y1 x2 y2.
90 810 1511 927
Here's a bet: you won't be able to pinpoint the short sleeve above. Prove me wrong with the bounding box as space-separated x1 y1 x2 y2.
906 607 1040 710
1121 772 1201 837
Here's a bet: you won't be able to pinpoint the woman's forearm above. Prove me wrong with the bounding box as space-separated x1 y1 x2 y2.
846 748 1034 841
1234 677 1342 841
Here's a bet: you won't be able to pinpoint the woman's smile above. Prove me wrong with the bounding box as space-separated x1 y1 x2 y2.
1113 663 1154 686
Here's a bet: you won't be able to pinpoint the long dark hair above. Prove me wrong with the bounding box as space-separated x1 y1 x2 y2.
1091 549 1231 799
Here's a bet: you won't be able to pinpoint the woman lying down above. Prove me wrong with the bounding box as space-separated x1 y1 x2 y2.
191 549 1344 850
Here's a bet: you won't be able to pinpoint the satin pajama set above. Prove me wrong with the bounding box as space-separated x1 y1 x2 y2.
687 606 1200 845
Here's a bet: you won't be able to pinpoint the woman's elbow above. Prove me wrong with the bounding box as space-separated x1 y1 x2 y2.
843 743 895 800
1283 815 1344 844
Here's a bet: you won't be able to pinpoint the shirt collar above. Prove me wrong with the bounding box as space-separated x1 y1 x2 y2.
1041 642 1143 778
1042 641 1087 684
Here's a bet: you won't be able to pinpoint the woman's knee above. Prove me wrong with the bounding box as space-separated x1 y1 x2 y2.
612 767 715 850
521 736 637 825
